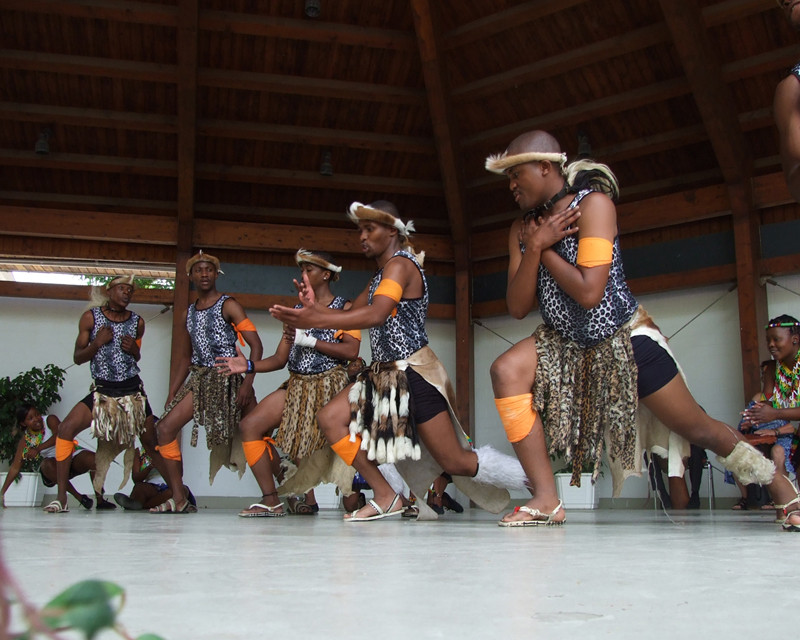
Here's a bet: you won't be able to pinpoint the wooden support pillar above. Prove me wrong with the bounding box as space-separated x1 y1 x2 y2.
169 0 198 390
453 246 474 437
729 182 768 401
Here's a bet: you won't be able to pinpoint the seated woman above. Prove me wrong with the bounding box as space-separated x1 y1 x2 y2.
1 404 113 510
740 316 800 526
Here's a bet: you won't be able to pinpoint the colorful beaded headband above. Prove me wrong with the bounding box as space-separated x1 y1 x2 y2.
765 321 800 329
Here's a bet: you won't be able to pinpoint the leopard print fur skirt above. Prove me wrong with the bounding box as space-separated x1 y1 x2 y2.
532 322 638 487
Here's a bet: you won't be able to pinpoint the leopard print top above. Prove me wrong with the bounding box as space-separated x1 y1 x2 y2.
89 307 141 382
288 296 349 374
187 295 238 367
533 188 638 347
368 250 428 362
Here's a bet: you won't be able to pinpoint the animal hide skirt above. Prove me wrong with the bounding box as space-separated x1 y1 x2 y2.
348 361 422 464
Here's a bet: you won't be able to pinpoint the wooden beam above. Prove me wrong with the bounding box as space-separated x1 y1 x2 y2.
444 0 588 50
200 10 416 50
0 102 177 133
411 0 473 432
1 0 177 25
0 207 177 244
193 219 456 262
198 68 426 105
453 23 670 100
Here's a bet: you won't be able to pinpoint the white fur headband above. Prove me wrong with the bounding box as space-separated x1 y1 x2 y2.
485 151 567 175
294 249 342 273
347 202 416 237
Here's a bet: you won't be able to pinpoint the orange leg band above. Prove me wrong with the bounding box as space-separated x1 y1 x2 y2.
55 437 75 462
331 434 363 466
494 394 537 443
156 439 182 461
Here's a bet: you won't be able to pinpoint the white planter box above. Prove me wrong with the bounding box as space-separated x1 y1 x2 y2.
1 472 45 507
555 473 599 509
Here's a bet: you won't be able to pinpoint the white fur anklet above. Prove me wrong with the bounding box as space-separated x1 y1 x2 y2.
473 446 529 491
717 440 775 486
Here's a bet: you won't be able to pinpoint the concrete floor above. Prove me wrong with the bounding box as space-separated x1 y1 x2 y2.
1 505 796 640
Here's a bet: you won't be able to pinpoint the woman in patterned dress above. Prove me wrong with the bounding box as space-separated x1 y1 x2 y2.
217 250 360 517
741 315 800 529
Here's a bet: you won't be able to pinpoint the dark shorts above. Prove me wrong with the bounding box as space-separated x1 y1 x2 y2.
406 367 449 424
79 376 153 417
631 335 679 398
40 458 84 487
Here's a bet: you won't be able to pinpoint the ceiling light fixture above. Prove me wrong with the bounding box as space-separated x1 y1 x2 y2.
304 0 321 18
35 127 52 155
576 130 592 159
320 150 333 176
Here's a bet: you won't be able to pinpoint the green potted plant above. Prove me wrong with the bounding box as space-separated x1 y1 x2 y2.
0 364 66 506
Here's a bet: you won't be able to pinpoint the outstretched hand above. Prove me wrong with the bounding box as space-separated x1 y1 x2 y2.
294 271 316 307
215 345 248 376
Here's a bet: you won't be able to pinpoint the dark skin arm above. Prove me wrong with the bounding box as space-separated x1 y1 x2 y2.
119 316 144 362
775 74 800 204
269 256 421 330
505 206 581 318
538 192 615 309
222 298 263 407
0 437 27 503
73 310 112 365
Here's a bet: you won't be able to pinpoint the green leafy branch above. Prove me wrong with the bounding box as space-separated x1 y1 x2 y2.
0 541 164 640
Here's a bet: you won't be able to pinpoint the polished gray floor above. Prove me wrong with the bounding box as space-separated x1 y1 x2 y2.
1 505 795 639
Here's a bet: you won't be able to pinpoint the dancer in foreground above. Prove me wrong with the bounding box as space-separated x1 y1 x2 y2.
484 130 783 527
270 201 527 522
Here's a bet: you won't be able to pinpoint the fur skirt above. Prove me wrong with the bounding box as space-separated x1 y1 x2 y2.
533 320 638 487
276 366 350 461
348 361 422 464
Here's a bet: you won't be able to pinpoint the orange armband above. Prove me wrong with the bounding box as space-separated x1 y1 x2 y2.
374 278 403 303
232 318 257 346
334 329 362 341
135 338 142 349
576 237 613 268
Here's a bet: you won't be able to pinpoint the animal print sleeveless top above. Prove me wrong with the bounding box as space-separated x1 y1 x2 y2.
368 250 428 362
186 295 238 366
89 307 141 382
288 296 349 374
534 189 638 347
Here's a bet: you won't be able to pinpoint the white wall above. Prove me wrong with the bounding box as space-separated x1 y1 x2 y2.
2 273 798 504
0 295 454 504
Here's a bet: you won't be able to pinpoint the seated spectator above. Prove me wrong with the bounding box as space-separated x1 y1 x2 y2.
114 446 195 511
1 404 114 510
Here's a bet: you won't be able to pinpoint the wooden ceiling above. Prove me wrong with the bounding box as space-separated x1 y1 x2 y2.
1 0 799 274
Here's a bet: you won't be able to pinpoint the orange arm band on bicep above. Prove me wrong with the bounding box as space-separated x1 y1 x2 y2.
232 318 257 346
135 338 142 349
334 329 362 341
374 278 403 303
576 237 613 268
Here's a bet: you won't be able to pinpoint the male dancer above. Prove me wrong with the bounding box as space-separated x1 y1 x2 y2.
151 251 262 513
484 130 785 526
47 276 157 512
270 201 527 521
